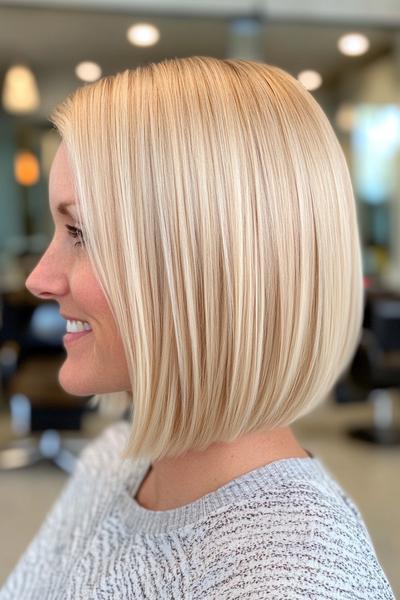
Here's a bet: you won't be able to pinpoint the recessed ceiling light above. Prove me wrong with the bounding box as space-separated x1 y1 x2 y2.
337 33 370 57
127 23 160 47
75 61 102 83
297 70 322 91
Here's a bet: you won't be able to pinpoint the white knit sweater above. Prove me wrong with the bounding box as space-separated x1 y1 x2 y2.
0 420 395 599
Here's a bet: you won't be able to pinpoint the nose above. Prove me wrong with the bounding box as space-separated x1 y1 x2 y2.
25 242 69 300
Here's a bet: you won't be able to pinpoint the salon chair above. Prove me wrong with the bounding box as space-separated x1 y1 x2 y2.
346 293 400 446
0 295 98 474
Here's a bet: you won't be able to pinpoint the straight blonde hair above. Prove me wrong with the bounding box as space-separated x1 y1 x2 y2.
50 56 364 462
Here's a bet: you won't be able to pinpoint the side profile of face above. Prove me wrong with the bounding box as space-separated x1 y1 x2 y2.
25 142 131 396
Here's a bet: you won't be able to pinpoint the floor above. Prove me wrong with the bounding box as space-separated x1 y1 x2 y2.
0 393 399 596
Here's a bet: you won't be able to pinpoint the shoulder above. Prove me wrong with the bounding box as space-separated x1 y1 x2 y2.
190 480 394 599
75 419 131 478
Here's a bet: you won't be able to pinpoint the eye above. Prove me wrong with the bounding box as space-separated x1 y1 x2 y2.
65 224 85 248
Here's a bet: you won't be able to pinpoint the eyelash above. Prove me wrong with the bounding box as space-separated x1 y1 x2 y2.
65 224 85 248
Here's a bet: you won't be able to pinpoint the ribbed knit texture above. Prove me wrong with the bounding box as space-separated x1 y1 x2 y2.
0 420 395 599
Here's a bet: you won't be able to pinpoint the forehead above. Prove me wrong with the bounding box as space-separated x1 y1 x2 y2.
49 142 78 213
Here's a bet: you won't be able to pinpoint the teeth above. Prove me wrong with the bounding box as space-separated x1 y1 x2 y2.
66 319 92 333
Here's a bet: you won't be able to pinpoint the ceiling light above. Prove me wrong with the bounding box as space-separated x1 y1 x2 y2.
127 23 160 47
75 61 102 82
337 33 370 57
297 70 322 91
2 64 40 114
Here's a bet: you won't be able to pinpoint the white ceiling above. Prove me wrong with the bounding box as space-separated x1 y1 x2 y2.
0 2 396 121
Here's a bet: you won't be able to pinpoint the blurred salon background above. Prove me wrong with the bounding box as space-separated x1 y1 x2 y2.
0 0 400 593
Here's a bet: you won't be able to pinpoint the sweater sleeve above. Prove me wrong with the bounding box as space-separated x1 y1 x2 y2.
0 421 127 600
191 491 396 600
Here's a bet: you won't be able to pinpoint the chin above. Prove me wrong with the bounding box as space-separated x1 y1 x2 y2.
58 379 96 398
58 365 97 397
58 365 129 398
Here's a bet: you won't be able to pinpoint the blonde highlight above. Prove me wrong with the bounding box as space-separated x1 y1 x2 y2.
50 56 364 463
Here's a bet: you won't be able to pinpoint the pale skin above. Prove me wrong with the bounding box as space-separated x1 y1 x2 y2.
26 142 310 512
136 429 310 511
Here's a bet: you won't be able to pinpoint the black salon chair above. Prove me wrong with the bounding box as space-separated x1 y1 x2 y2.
346 294 400 446
0 296 98 473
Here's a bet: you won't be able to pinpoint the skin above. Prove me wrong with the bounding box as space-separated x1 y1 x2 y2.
136 429 310 511
26 141 310 512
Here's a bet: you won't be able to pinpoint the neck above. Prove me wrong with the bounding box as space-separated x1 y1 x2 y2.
135 425 309 511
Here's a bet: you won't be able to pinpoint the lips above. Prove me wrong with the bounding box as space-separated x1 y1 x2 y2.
63 329 92 346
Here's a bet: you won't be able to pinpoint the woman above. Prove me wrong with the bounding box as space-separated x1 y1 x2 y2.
1 56 395 599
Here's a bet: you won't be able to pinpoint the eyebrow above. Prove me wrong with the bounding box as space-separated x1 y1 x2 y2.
56 202 76 217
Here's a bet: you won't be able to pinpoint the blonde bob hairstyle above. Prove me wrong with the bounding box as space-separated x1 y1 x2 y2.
50 56 364 463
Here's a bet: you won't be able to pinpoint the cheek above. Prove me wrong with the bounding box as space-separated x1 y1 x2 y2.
72 265 111 320
73 267 124 352
59 265 130 395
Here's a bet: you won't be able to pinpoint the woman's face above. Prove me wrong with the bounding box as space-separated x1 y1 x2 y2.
25 142 131 396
